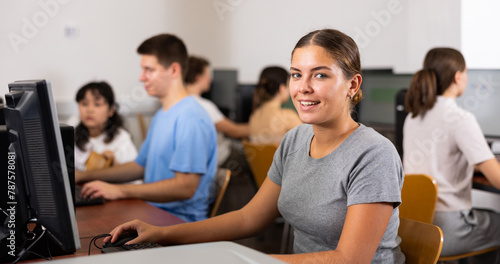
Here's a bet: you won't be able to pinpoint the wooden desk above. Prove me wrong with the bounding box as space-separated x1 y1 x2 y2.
471 151 500 194
472 172 500 213
20 199 185 262
77 199 184 238
473 173 500 194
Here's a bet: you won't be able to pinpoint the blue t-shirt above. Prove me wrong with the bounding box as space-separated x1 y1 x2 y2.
135 96 218 222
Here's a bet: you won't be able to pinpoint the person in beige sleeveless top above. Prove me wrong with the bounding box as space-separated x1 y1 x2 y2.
249 66 302 145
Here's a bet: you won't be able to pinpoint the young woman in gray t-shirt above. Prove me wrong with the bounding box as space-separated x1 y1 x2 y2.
104 29 405 264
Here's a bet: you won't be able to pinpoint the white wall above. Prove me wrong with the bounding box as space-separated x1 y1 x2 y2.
461 0 500 69
397 0 461 73
0 0 173 114
203 0 461 79
221 0 404 82
0 0 464 110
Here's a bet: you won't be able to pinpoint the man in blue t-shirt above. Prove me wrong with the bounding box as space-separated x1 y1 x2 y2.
75 34 218 222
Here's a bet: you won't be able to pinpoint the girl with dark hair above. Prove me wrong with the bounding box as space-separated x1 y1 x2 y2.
248 66 301 144
404 48 500 262
74 81 137 173
104 29 405 263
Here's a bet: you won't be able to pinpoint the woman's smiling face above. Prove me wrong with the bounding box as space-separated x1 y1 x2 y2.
289 45 354 127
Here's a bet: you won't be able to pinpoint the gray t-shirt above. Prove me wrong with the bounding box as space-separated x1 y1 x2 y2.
269 124 405 264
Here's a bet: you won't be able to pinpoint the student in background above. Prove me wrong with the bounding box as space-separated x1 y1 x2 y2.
104 28 405 263
404 47 500 262
74 81 137 172
75 34 218 223
185 56 249 166
249 66 301 145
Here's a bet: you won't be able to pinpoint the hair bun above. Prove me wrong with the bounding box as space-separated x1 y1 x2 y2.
352 89 363 105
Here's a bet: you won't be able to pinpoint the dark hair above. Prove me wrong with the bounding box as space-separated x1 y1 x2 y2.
405 47 466 118
292 28 363 106
252 66 290 110
137 33 188 79
185 56 210 85
74 81 125 151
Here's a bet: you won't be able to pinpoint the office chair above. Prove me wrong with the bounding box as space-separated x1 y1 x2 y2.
399 217 443 264
400 174 438 224
136 113 148 142
241 140 293 253
210 168 231 218
241 140 278 188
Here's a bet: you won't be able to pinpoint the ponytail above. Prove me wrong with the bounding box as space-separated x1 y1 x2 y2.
405 69 438 118
406 47 466 118
252 66 289 111
352 89 363 106
252 79 275 111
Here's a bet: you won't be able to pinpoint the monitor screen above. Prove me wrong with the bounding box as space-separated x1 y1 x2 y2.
234 84 255 123
358 70 413 126
456 69 500 138
2 80 79 261
203 69 238 120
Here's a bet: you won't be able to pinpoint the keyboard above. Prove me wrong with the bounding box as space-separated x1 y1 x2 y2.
101 242 162 253
74 185 105 206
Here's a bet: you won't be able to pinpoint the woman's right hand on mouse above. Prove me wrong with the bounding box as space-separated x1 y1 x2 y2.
104 219 165 245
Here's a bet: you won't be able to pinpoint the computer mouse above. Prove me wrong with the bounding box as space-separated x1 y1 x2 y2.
102 231 138 248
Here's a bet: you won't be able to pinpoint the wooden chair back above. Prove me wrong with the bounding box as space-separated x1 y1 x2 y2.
400 174 438 224
136 113 148 142
210 168 231 218
398 217 443 264
438 246 500 262
241 140 278 188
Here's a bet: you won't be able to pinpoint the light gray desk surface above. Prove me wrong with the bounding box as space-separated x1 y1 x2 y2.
33 241 286 264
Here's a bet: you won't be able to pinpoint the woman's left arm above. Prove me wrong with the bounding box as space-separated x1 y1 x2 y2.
271 202 394 264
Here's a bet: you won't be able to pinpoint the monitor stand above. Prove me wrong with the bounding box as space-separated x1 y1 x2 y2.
11 222 75 262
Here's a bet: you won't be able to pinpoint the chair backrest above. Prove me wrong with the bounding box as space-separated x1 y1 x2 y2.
210 168 231 218
241 140 278 188
136 113 148 142
400 174 438 224
398 217 443 264
438 245 500 262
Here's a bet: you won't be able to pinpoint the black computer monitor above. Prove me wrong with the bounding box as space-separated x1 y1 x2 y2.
1 80 79 262
234 84 255 123
0 104 4 125
203 69 238 119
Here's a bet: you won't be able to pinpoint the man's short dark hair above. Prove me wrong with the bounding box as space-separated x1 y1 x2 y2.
137 34 188 79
